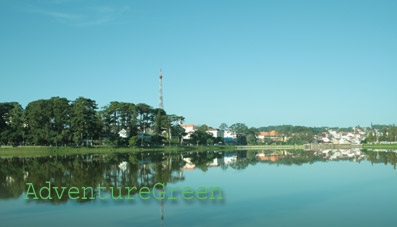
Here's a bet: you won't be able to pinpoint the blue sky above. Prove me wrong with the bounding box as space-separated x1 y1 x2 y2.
1 0 396 128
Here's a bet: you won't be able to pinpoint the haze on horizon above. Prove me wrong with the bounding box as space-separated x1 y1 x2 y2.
1 0 396 128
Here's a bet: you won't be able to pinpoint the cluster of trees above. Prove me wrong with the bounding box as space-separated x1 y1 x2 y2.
100 101 185 146
0 97 186 146
219 122 256 145
4 97 394 147
364 125 397 143
188 125 224 145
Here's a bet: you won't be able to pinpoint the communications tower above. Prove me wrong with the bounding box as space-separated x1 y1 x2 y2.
159 69 164 109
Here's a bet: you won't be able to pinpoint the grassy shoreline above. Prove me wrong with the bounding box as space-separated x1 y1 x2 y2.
0 145 238 157
362 144 397 149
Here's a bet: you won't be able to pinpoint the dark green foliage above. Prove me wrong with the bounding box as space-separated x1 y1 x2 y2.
25 97 72 145
189 125 222 145
364 125 397 143
229 123 249 145
219 123 228 131
100 101 136 145
0 102 24 145
70 97 101 145
128 136 139 146
0 97 185 147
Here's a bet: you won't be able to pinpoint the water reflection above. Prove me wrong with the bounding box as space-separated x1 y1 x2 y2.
1 149 396 202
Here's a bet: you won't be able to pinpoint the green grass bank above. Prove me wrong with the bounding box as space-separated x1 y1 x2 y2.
0 145 237 157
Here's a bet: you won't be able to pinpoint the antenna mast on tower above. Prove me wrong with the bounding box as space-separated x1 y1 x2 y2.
159 68 164 109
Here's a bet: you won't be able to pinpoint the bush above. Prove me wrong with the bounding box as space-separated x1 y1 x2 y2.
129 136 139 146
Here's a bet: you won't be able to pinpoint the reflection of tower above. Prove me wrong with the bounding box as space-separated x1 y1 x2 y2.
159 69 164 109
160 189 164 227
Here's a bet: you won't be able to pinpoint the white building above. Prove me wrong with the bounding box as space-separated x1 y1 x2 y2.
223 130 237 143
322 137 330 143
182 124 198 139
207 128 224 138
118 129 129 138
224 130 237 139
183 157 196 170
224 154 237 165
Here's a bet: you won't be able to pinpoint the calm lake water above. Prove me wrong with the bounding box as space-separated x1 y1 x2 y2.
1 149 397 226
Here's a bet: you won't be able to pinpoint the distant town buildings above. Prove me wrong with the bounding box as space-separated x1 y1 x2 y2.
323 129 364 145
180 123 383 145
179 148 372 172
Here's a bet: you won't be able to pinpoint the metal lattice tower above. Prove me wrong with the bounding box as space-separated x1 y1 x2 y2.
159 68 164 109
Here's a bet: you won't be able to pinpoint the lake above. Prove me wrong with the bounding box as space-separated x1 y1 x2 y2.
1 149 397 226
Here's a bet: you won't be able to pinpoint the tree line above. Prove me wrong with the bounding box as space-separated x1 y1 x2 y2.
0 97 186 146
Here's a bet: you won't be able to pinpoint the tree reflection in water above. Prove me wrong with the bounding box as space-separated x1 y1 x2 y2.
1 149 396 202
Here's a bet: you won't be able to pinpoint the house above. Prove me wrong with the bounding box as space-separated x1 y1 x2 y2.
207 158 221 167
224 153 237 165
256 154 280 162
256 130 284 142
207 128 224 138
118 129 129 138
182 157 196 170
322 137 331 143
182 124 198 139
222 130 236 143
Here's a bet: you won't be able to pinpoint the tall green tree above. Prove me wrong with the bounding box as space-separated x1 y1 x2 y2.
151 108 166 144
130 105 138 137
25 97 71 145
70 97 101 145
101 101 135 143
230 123 249 145
165 114 185 144
0 102 24 145
25 99 53 144
219 123 228 131
136 103 153 133
189 124 216 145
49 97 71 146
